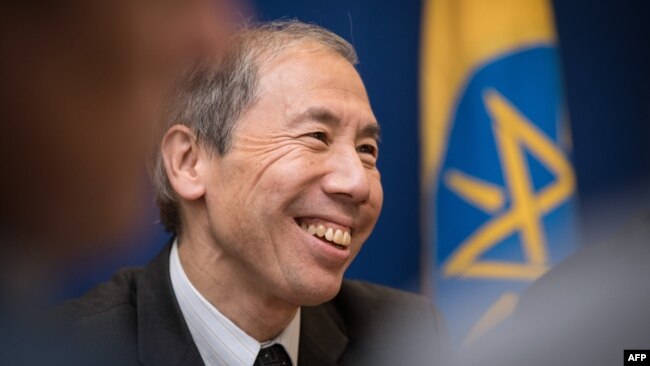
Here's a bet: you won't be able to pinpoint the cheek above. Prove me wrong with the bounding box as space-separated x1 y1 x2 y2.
208 150 315 231
369 172 384 217
356 174 384 241
203 166 252 242
250 150 324 199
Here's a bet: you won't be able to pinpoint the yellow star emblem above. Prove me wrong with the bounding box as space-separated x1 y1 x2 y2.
442 89 575 281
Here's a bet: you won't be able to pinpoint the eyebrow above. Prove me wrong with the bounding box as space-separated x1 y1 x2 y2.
360 123 382 143
292 106 381 142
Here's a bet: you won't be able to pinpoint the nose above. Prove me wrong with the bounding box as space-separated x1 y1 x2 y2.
321 146 372 204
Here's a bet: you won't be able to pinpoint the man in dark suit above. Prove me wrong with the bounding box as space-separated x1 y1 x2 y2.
57 21 447 365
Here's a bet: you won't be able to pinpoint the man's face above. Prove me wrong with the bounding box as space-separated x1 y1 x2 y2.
202 44 383 305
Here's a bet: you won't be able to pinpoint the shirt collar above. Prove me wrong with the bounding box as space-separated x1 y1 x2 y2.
169 240 301 366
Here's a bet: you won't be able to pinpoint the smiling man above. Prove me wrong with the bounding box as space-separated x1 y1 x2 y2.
58 21 447 365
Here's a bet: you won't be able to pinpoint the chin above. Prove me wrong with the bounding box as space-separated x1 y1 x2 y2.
288 272 344 306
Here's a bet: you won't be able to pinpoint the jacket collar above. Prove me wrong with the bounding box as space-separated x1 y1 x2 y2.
299 301 349 365
133 241 349 366
135 243 204 366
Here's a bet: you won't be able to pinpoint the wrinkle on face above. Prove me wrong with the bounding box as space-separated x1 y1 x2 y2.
196 46 383 309
215 133 326 201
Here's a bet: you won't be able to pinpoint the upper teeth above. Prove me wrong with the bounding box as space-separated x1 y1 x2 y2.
300 222 351 246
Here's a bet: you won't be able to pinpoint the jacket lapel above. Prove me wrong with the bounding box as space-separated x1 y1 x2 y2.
133 241 350 366
299 302 348 365
135 243 204 366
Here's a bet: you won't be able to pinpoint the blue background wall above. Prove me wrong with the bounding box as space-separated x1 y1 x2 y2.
61 0 650 300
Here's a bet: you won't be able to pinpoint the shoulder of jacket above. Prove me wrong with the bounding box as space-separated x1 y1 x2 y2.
53 266 143 324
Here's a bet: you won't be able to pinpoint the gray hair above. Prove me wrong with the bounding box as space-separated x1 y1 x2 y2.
152 20 359 234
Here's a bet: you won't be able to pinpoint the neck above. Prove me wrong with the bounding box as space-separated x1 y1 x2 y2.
177 232 298 342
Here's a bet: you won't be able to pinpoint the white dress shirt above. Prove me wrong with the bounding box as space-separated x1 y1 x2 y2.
170 241 301 366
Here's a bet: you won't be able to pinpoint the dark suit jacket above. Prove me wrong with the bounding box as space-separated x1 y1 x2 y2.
56 244 448 365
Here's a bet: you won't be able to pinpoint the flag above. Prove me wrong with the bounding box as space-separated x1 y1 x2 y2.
420 0 580 347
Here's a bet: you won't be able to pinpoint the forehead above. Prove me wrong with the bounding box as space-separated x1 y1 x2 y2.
252 43 376 124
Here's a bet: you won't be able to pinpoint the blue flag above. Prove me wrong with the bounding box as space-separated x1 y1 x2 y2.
420 0 580 347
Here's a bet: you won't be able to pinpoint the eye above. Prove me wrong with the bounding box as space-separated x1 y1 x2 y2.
307 131 329 144
357 144 377 157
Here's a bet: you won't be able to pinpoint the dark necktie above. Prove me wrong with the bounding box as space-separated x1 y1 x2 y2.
254 344 292 366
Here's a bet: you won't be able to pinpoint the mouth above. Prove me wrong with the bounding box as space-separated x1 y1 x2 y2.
295 217 352 251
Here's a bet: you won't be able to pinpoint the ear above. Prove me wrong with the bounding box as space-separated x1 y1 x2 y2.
160 125 206 201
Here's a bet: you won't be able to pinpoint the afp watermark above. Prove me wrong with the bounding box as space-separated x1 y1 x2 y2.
625 350 650 365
